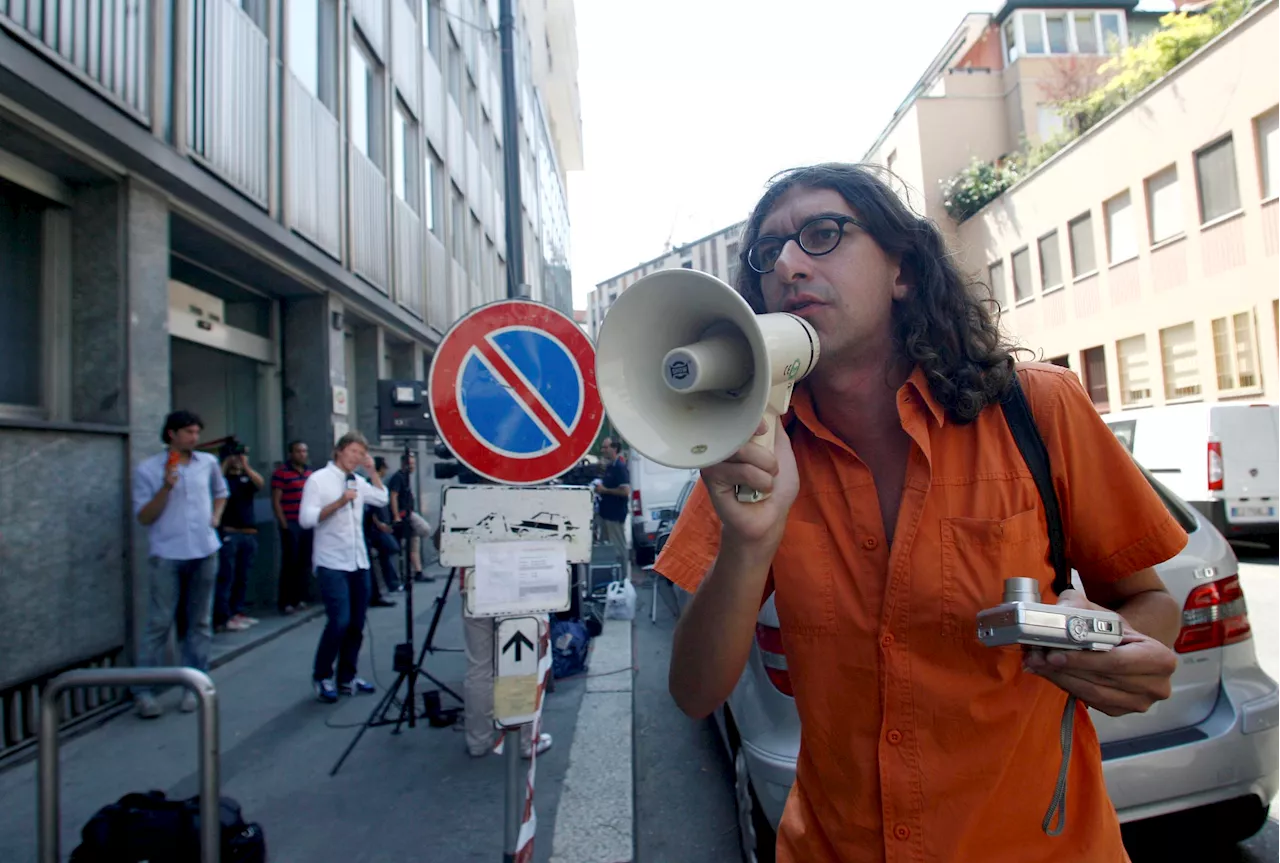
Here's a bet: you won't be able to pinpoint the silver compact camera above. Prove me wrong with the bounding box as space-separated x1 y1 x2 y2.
976 578 1123 652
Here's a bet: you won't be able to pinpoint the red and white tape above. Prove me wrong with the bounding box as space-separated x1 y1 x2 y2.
512 620 553 863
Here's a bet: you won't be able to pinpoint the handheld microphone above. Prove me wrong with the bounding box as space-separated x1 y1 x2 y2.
346 474 357 506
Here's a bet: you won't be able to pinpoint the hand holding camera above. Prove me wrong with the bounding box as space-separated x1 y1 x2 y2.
980 578 1177 717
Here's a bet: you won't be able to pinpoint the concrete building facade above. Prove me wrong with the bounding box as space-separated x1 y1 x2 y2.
0 0 581 759
587 221 746 341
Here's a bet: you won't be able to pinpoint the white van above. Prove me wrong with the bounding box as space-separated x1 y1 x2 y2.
625 452 698 565
1100 402 1278 542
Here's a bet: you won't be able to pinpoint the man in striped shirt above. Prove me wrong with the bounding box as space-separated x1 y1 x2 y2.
272 441 314 614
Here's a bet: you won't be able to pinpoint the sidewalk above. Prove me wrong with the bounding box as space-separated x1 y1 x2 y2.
0 565 609 863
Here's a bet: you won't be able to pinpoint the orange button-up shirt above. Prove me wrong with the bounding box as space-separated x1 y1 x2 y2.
655 364 1188 862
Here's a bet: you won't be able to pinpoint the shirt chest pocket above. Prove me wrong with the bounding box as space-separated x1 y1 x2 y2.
939 507 1050 643
772 520 840 638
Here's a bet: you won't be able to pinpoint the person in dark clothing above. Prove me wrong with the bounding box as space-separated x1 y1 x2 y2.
595 437 631 580
271 441 314 614
364 457 398 607
388 453 436 583
216 443 264 631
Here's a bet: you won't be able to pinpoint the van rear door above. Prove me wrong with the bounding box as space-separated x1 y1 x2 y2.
1212 404 1279 525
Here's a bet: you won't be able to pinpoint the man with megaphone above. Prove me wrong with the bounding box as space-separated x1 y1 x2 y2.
599 164 1186 862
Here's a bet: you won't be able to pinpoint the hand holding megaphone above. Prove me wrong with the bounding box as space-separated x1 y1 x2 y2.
699 414 800 544
595 269 819 504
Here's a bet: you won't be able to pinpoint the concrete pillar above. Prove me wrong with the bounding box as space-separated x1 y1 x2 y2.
71 184 128 425
354 324 385 442
124 181 173 665
281 293 346 463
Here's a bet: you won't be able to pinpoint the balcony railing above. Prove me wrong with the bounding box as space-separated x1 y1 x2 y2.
285 73 342 259
349 146 389 291
0 0 150 122
187 0 269 207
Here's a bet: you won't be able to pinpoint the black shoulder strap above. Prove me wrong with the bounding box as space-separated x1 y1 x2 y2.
1000 374 1071 597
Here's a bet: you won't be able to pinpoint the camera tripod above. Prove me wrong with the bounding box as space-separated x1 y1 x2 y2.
330 448 464 777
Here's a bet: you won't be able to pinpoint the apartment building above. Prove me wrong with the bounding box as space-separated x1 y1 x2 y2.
858 0 1278 408
0 0 581 758
587 221 746 341
957 0 1278 411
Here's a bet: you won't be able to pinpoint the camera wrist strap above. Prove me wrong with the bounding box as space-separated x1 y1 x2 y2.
1000 373 1076 837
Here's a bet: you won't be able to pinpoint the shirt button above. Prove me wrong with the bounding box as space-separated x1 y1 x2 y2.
881 634 894 648
863 537 878 550
887 729 903 745
894 824 911 841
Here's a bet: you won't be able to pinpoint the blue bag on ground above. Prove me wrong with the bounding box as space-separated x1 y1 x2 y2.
551 618 591 679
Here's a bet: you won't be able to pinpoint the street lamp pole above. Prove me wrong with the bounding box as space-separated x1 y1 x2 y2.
499 0 526 300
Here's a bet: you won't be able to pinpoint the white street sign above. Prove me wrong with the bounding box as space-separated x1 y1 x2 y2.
494 616 541 727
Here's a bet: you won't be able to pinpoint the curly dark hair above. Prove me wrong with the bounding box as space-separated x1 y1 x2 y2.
732 162 1024 424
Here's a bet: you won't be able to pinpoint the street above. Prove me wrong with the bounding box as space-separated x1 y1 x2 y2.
635 543 1279 863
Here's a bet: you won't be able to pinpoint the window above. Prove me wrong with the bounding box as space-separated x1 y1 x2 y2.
1099 13 1123 54
1146 166 1183 244
447 32 463 105
1022 12 1046 54
1048 355 1070 368
1105 191 1137 264
1256 108 1278 199
1082 345 1109 410
451 183 465 261
1117 334 1152 405
1195 136 1241 223
288 0 338 109
726 241 739 283
1212 311 1260 391
1038 231 1063 291
1045 13 1069 54
422 0 439 60
465 72 479 139
348 38 383 167
1011 247 1034 301
988 260 1008 306
0 179 45 410
425 147 442 235
1003 17 1018 63
392 100 419 209
469 215 482 280
1073 12 1098 54
1107 419 1136 453
1037 105 1064 142
1159 322 1201 400
1068 212 1096 276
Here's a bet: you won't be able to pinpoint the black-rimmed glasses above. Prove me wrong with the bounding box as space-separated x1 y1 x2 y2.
746 215 863 275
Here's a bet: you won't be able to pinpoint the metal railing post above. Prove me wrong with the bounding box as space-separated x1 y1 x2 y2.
38 667 220 863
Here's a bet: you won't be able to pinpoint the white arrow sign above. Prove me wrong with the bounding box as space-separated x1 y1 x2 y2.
494 616 541 727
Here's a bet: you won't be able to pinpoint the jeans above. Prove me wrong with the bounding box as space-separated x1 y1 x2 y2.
369 528 401 591
278 522 314 610
312 566 370 684
135 555 218 696
215 533 258 626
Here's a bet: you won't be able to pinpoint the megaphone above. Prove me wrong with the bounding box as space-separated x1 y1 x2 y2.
595 269 820 503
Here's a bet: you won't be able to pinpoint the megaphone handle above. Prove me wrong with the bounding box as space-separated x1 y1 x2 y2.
735 419 777 503
734 383 795 504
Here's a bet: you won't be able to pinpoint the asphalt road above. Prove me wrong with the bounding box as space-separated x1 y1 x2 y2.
633 542 1279 863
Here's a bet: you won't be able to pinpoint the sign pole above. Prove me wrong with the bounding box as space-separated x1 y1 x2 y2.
503 729 522 862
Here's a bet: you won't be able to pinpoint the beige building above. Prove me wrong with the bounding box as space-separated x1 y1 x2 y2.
587 221 746 340
946 0 1279 411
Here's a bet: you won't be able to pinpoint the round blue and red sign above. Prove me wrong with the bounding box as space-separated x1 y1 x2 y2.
428 300 603 485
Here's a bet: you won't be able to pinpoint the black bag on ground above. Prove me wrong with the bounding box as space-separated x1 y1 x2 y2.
70 789 266 862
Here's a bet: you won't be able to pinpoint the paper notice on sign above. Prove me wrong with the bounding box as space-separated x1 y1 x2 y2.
494 674 539 726
470 541 570 617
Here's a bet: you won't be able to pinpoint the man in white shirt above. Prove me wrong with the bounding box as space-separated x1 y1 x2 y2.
298 431 389 703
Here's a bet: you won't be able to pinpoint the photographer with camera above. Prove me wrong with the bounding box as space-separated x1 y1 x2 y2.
656 165 1185 862
215 440 264 633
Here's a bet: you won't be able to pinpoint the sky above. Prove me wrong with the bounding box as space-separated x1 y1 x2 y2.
564 0 1005 309
562 0 1180 310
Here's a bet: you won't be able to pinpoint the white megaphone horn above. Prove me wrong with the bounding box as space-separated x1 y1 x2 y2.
594 269 820 503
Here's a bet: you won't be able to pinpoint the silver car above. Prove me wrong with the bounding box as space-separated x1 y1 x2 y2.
659 467 1279 862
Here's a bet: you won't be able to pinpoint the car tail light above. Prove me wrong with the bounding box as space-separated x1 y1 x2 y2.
1174 574 1252 653
754 623 794 696
631 489 642 516
1208 441 1224 492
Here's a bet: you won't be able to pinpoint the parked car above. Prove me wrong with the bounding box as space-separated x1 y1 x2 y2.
629 452 699 566
660 466 1279 863
1100 401 1278 544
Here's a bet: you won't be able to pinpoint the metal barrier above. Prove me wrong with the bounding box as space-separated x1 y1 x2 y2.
38 667 220 863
